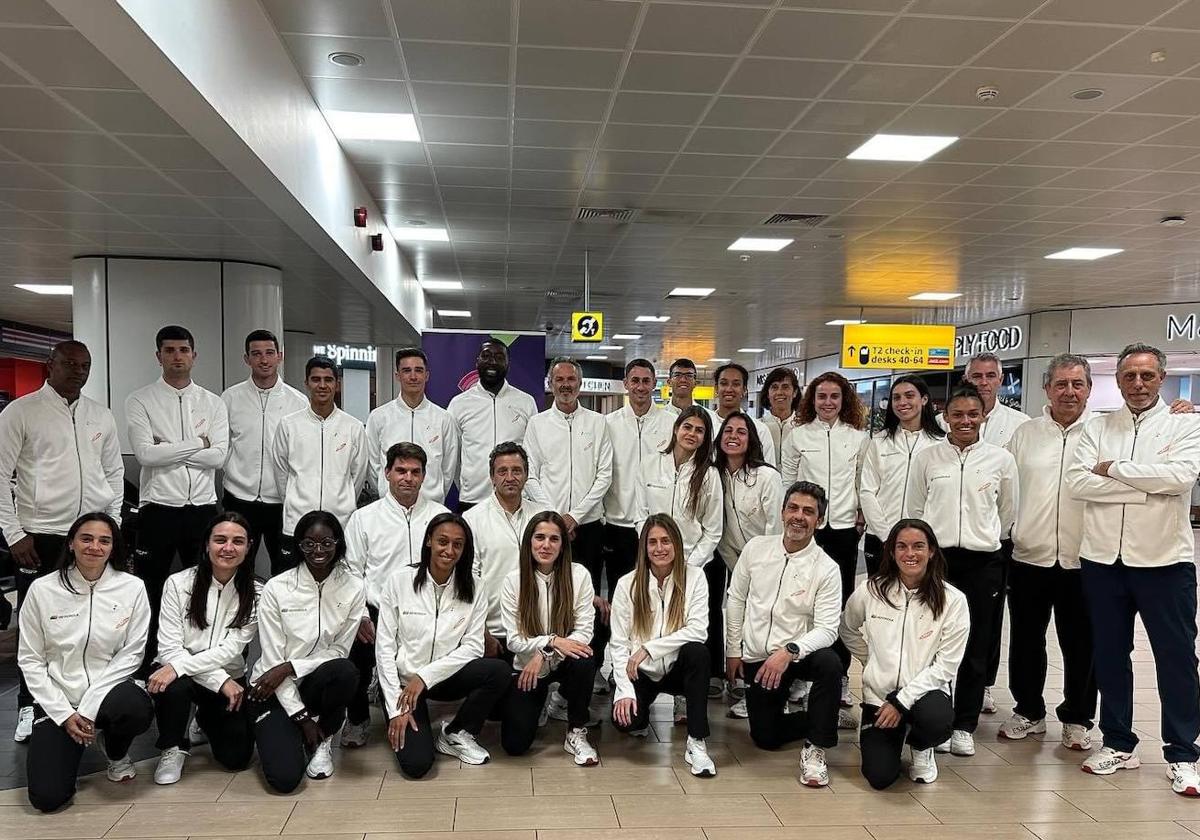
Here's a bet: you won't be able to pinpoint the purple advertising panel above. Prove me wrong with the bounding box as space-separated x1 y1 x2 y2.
421 329 547 411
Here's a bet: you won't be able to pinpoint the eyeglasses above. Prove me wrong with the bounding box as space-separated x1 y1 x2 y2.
671 372 697 381
299 538 338 553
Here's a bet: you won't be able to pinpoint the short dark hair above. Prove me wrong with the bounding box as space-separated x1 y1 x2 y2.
386 441 427 472
714 362 749 388
395 347 428 369
489 441 528 474
293 510 348 568
305 355 338 379
946 382 985 412
156 325 194 351
669 358 697 375
625 358 655 378
243 329 278 354
784 480 828 522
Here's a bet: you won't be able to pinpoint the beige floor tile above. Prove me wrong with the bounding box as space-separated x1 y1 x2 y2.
703 830 872 840
613 793 780 828
823 763 975 794
864 826 1039 840
1100 764 1179 790
1058 789 1200 822
984 740 1090 765
724 741 861 767
454 795 617 831
1026 823 1198 840
217 769 384 802
915 791 1091 824
671 766 807 794
107 802 295 837
765 792 937 826
949 763 1117 791
916 743 1010 766
379 766 531 799
537 830 704 840
532 767 681 795
65 771 233 805
593 740 738 769
1174 822 1200 837
284 800 453 834
369 833 531 840
0 804 130 839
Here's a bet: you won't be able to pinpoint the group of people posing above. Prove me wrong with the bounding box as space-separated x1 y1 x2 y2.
5 325 1200 812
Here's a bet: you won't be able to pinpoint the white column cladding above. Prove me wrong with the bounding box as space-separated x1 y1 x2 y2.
282 330 314 390
222 262 285 389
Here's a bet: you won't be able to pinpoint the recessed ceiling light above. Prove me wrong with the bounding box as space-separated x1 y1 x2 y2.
437 309 471 318
847 134 958 162
325 111 419 141
597 345 624 351
909 292 962 301
635 315 670 323
827 318 867 326
771 337 804 343
585 355 607 361
328 51 365 67
738 347 765 353
728 237 793 252
709 357 730 363
420 279 462 291
391 225 449 242
1044 247 1123 261
1071 88 1105 101
613 333 641 340
15 283 72 295
667 287 715 298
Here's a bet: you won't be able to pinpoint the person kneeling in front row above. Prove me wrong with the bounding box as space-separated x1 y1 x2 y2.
725 481 843 787
610 514 716 776
841 518 969 789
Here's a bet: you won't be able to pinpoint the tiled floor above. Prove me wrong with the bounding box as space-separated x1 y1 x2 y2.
0 565 1197 839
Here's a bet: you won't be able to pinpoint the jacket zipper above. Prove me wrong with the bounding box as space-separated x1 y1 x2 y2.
207 583 223 650
1117 415 1144 555
899 432 918 521
256 390 270 501
826 427 833 521
957 448 968 547
1054 431 1067 563
307 580 324 657
429 593 441 664
71 405 84 517
318 418 326 511
179 394 193 503
82 583 95 688
894 590 909 692
763 555 791 655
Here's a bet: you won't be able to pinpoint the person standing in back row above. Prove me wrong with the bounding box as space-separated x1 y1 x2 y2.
758 367 802 466
707 363 777 467
449 339 537 512
220 330 306 577
127 325 229 673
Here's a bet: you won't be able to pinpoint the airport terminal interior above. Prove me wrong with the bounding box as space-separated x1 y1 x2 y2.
3 0 1200 837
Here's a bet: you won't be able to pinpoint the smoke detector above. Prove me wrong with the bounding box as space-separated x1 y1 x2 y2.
975 85 1000 102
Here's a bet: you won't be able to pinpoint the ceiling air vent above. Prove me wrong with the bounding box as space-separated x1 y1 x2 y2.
577 207 638 223
763 213 828 227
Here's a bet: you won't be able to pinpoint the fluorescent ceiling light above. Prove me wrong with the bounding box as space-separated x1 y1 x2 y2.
420 279 462 291
391 225 449 242
709 357 730 363
847 134 958 162
437 309 471 318
667 287 715 298
728 237 793 252
738 347 765 353
613 333 641 340
771 337 804 343
827 319 866 326
597 345 624 351
695 364 707 369
908 292 962 301
1044 247 1123 261
635 315 670 323
325 110 419 142
585 355 607 361
15 283 72 295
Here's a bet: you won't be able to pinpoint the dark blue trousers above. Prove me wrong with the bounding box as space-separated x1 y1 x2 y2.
1080 557 1200 763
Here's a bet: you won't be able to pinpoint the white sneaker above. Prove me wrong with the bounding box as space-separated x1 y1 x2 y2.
1061 723 1093 751
840 675 853 708
838 708 857 730
546 691 600 727
187 715 207 746
949 729 975 756
564 726 599 766
673 696 687 725
935 737 951 754
1168 762 1200 796
13 706 33 743
998 713 1045 740
305 736 334 779
106 753 137 783
800 742 829 787
981 686 997 714
366 669 380 704
436 721 490 765
908 746 938 784
340 720 369 748
708 677 724 700
728 698 749 719
1081 746 1139 775
153 746 187 785
685 736 716 777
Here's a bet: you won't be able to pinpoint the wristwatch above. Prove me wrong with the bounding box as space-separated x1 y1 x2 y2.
785 642 800 661
541 635 557 657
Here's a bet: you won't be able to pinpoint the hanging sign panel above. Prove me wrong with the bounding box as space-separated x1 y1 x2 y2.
571 311 603 342
841 324 955 370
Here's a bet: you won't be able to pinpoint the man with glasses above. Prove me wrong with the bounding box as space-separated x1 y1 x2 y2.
664 358 699 415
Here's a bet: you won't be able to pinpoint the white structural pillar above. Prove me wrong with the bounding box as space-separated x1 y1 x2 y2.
72 256 284 455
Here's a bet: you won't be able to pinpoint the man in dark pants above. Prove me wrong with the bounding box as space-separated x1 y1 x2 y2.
1066 341 1200 795
0 340 124 742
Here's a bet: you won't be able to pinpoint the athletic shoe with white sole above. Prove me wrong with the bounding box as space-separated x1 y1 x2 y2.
837 708 857 730
935 737 951 754
685 736 716 777
1081 746 1139 775
306 736 335 779
187 715 207 747
949 729 975 756
564 726 599 766
13 706 32 743
981 686 997 714
340 720 369 748
800 742 829 787
153 746 188 785
839 675 853 708
998 713 1045 740
436 721 491 765
546 691 601 727
673 695 687 725
1061 723 1092 751
908 746 938 784
1168 762 1200 796
728 698 749 719
106 753 137 783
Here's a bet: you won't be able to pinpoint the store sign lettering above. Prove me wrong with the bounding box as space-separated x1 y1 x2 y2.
1167 313 1198 341
312 343 376 365
955 326 1023 357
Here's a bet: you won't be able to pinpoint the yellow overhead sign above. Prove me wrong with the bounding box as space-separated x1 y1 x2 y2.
571 311 603 342
841 324 955 370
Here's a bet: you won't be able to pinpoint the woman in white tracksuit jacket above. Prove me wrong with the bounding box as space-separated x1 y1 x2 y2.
840 518 969 789
18 512 152 812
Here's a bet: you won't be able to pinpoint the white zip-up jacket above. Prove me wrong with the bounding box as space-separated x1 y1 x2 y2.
937 400 1029 447
375 565 488 718
610 565 708 702
1066 399 1200 568
524 405 613 525
221 377 306 504
859 428 942 541
448 381 538 504
126 379 229 507
603 404 674 528
1009 408 1092 569
465 493 550 636
500 562 595 676
725 534 842 663
634 451 723 567
365 396 459 504
157 566 260 693
0 383 123 544
346 493 449 609
839 578 970 710
706 407 778 467
272 406 368 532
18 565 149 725
780 419 868 529
906 438 1018 552
251 563 364 716
717 465 784 569
761 412 802 467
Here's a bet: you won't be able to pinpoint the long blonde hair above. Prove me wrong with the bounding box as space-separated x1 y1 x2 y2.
516 511 576 638
630 514 688 641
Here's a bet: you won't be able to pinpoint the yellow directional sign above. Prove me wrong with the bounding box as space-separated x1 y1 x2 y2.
571 311 604 342
841 323 955 370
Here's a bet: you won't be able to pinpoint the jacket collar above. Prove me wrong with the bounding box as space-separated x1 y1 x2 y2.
472 380 513 400
246 376 286 395
155 377 194 396
304 405 341 423
383 490 427 518
38 381 78 408
66 563 111 590
1120 397 1167 424
781 536 823 562
941 435 984 454
1041 405 1092 433
393 395 429 413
